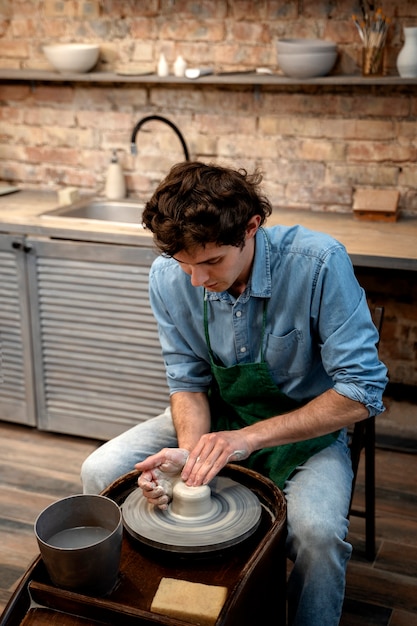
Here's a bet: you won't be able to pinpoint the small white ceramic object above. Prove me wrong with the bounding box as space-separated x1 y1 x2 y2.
43 43 100 73
173 55 187 77
157 53 169 77
276 38 337 78
185 67 214 79
397 26 417 78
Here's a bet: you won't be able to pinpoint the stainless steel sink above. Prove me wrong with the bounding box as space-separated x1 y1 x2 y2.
41 198 144 224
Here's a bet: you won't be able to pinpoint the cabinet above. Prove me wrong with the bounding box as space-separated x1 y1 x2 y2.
0 234 36 426
19 235 168 440
0 231 170 439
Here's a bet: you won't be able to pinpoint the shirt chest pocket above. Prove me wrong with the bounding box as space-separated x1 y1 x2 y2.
264 328 312 377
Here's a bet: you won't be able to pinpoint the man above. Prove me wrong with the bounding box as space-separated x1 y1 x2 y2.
81 161 387 625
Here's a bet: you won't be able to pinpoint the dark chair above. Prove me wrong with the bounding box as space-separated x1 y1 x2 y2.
348 305 384 561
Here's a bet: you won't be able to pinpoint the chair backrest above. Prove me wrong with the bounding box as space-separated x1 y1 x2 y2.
349 305 384 483
371 306 384 347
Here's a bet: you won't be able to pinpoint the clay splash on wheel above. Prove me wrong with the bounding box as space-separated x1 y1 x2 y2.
122 476 262 554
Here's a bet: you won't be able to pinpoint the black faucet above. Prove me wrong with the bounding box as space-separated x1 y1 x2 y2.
130 115 190 161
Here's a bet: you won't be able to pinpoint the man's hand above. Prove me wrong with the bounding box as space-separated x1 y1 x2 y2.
135 448 189 510
181 430 250 487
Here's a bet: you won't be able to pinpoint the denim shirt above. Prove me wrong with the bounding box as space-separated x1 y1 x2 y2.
149 225 388 417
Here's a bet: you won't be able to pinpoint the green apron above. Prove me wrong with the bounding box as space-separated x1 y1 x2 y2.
204 297 340 489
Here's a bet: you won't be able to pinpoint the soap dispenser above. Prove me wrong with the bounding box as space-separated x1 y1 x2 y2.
105 151 126 200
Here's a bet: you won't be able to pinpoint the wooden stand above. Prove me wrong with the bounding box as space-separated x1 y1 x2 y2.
353 189 400 222
0 465 287 626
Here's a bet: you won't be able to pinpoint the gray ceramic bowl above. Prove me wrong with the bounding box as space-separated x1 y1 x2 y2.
276 39 337 78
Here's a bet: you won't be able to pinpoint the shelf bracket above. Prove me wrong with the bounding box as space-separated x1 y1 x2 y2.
253 85 261 103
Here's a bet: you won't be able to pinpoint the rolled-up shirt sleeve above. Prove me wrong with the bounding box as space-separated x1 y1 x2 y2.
314 247 388 417
149 258 213 394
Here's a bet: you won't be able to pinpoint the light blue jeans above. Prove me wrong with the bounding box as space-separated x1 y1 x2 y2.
81 408 353 626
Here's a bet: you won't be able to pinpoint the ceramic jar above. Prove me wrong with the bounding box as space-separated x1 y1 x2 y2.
397 26 417 78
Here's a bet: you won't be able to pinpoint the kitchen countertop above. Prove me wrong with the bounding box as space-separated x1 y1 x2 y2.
270 208 417 271
0 189 416 270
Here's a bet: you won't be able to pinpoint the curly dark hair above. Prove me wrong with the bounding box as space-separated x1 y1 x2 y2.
142 161 272 256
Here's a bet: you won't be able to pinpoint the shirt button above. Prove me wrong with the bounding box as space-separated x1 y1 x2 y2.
235 310 242 317
240 346 247 353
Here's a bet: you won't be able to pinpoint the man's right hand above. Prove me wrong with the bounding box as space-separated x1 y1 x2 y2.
135 448 189 510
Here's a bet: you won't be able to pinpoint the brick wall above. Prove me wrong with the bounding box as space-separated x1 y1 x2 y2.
1 1 417 213
0 0 416 385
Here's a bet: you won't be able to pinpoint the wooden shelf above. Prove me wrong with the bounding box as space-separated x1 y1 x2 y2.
1 68 417 87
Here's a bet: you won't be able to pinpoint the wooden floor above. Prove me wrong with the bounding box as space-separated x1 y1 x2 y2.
0 421 417 625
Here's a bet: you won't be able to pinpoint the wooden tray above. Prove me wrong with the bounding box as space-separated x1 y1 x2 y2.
0 465 287 626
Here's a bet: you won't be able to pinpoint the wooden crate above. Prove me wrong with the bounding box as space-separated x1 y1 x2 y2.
353 189 400 222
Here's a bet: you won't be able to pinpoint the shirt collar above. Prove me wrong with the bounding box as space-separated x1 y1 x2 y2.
205 227 272 302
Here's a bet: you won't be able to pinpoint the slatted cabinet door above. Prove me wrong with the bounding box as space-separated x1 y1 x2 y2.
0 234 36 425
26 237 169 440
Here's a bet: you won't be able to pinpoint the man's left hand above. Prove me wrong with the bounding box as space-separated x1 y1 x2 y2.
181 430 249 487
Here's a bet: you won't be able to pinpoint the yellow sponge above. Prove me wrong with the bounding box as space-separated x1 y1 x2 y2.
57 187 79 206
150 577 228 626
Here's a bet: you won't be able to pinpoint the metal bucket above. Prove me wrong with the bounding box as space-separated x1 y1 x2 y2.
34 494 122 596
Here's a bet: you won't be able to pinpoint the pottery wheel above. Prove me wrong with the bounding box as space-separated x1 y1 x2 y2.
122 476 262 554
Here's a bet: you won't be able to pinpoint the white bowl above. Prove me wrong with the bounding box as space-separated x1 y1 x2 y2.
43 44 100 73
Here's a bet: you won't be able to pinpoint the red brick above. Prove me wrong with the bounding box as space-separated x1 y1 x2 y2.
100 0 159 18
0 84 31 100
10 18 38 38
33 86 75 103
327 164 399 187
194 113 256 135
25 146 79 166
348 142 416 163
396 0 417 17
229 21 270 44
76 109 132 131
285 183 351 207
229 2 268 20
23 107 75 127
324 19 360 45
350 94 411 117
0 106 23 123
399 166 417 187
0 40 29 58
213 42 274 67
299 139 346 161
41 18 67 38
265 2 298 20
43 0 77 18
159 18 225 42
130 18 157 39
76 1 100 18
169 1 227 19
